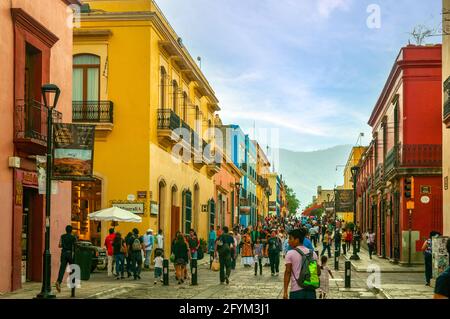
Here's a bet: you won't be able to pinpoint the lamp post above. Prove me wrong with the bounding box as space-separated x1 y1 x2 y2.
235 182 242 228
350 166 360 261
36 84 60 299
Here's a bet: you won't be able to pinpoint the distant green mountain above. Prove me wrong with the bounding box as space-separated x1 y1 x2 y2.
275 145 353 211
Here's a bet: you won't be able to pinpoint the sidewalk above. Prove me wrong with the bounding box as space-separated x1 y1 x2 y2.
0 258 211 299
343 249 424 273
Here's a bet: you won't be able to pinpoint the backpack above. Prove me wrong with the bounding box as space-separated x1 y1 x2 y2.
217 235 231 257
132 237 142 251
293 248 320 290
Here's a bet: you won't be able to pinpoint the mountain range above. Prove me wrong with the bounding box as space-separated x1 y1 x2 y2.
275 145 353 211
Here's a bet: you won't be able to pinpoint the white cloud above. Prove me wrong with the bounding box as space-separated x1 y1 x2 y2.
317 0 353 18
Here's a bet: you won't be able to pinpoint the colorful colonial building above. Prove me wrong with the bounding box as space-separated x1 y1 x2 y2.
357 45 443 264
72 0 221 254
0 0 80 293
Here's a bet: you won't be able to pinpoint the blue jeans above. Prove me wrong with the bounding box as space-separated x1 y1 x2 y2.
289 289 317 299
115 253 125 277
145 247 153 266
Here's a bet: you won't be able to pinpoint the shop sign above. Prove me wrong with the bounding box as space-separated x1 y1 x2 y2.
335 190 354 213
53 124 95 181
15 181 23 206
137 191 147 199
112 201 145 214
22 172 38 186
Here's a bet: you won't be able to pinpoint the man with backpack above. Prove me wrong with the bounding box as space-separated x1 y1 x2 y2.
215 226 234 284
127 228 144 280
283 228 321 299
267 230 282 276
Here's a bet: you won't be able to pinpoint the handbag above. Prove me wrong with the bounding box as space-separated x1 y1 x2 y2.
211 258 220 271
170 253 175 263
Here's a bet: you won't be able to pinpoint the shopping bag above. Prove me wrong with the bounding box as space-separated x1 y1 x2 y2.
211 259 220 271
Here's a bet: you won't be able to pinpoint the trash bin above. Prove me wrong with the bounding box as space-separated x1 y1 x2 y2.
74 245 93 281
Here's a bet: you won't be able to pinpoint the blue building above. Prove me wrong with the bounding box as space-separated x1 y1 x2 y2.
245 135 257 226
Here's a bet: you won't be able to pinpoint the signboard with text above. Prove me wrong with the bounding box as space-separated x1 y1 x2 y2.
53 124 95 181
335 190 354 213
112 201 145 215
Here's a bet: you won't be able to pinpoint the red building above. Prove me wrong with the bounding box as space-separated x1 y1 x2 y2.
356 45 443 264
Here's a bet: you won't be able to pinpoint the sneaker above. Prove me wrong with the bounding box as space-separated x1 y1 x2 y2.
154 281 157 284
55 282 61 293
271 273 275 276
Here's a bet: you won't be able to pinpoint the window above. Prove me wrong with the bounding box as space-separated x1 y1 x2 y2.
73 54 100 102
182 91 188 121
172 80 178 114
183 190 192 233
160 66 167 109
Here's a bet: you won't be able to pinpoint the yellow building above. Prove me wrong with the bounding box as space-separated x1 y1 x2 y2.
72 0 220 254
253 141 271 221
443 0 450 237
343 146 367 189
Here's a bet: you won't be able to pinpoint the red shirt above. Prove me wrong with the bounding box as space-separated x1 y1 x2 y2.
104 233 116 256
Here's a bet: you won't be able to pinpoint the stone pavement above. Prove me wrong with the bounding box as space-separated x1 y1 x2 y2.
0 256 382 299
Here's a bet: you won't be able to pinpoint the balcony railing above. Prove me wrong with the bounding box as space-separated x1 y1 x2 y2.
384 146 398 174
400 144 442 167
157 108 181 130
14 99 62 153
72 101 113 123
444 99 450 124
375 164 384 183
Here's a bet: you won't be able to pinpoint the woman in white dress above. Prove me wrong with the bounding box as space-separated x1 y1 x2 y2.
318 255 334 299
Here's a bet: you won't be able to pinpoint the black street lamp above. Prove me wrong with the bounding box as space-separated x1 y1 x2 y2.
235 182 242 228
350 166 360 261
36 84 60 299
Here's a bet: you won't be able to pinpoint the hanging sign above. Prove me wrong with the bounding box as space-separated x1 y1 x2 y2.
53 124 95 181
335 190 354 213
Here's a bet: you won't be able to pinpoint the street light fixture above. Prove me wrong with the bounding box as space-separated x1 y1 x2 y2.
350 166 360 261
36 84 60 299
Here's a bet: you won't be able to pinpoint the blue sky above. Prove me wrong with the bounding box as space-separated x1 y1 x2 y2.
156 0 442 153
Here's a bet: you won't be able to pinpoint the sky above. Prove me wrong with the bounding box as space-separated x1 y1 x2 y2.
155 0 442 153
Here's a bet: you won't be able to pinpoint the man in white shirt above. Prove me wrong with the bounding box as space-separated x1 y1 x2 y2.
156 229 164 255
143 229 154 269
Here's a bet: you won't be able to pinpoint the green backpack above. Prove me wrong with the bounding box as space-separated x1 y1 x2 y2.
293 248 320 290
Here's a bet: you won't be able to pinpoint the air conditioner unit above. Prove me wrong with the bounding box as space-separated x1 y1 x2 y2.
8 156 20 168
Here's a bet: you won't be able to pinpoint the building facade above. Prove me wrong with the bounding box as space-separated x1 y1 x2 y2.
244 135 257 226
358 45 443 264
442 0 450 237
0 0 80 293
254 141 271 222
73 0 220 254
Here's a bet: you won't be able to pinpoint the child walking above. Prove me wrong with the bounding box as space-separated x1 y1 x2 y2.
253 238 263 276
154 249 164 284
318 256 334 299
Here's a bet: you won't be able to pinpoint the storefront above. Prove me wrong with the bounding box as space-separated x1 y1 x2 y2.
71 179 102 246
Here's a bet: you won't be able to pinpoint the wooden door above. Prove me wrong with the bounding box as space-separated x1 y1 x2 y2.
171 206 180 241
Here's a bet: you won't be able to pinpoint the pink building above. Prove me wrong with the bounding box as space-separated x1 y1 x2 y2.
0 0 79 292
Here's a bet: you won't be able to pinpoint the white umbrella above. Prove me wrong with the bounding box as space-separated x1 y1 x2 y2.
88 206 142 223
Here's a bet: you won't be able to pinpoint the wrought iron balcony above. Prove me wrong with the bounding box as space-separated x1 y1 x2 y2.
14 99 62 155
384 146 399 175
399 144 442 167
444 99 450 127
72 101 113 124
157 108 182 147
375 164 384 186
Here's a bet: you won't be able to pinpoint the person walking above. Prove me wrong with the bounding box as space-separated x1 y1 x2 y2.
156 229 164 257
241 229 254 267
216 226 234 284
188 229 200 279
128 228 144 280
345 229 353 254
321 230 332 258
104 228 116 277
173 234 190 285
318 256 334 299
153 249 164 284
334 228 342 257
341 229 348 255
55 225 77 293
112 232 126 280
208 225 217 269
422 231 439 286
283 228 320 299
143 229 154 269
366 229 376 259
434 238 450 299
125 232 133 278
253 237 263 276
230 231 238 270
268 231 281 276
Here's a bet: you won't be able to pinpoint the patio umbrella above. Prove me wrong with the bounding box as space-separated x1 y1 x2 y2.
88 206 142 223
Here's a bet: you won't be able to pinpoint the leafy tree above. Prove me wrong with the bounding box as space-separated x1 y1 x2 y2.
285 186 300 216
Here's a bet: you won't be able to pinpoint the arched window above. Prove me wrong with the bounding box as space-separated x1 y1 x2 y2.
73 54 100 102
172 80 178 114
160 66 167 109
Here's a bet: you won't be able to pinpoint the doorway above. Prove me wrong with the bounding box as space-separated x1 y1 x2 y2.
170 186 180 242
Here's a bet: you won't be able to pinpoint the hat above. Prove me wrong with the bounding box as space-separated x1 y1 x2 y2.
147 229 153 233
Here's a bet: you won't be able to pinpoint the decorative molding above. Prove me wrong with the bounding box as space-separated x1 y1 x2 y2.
74 29 113 39
11 8 59 48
